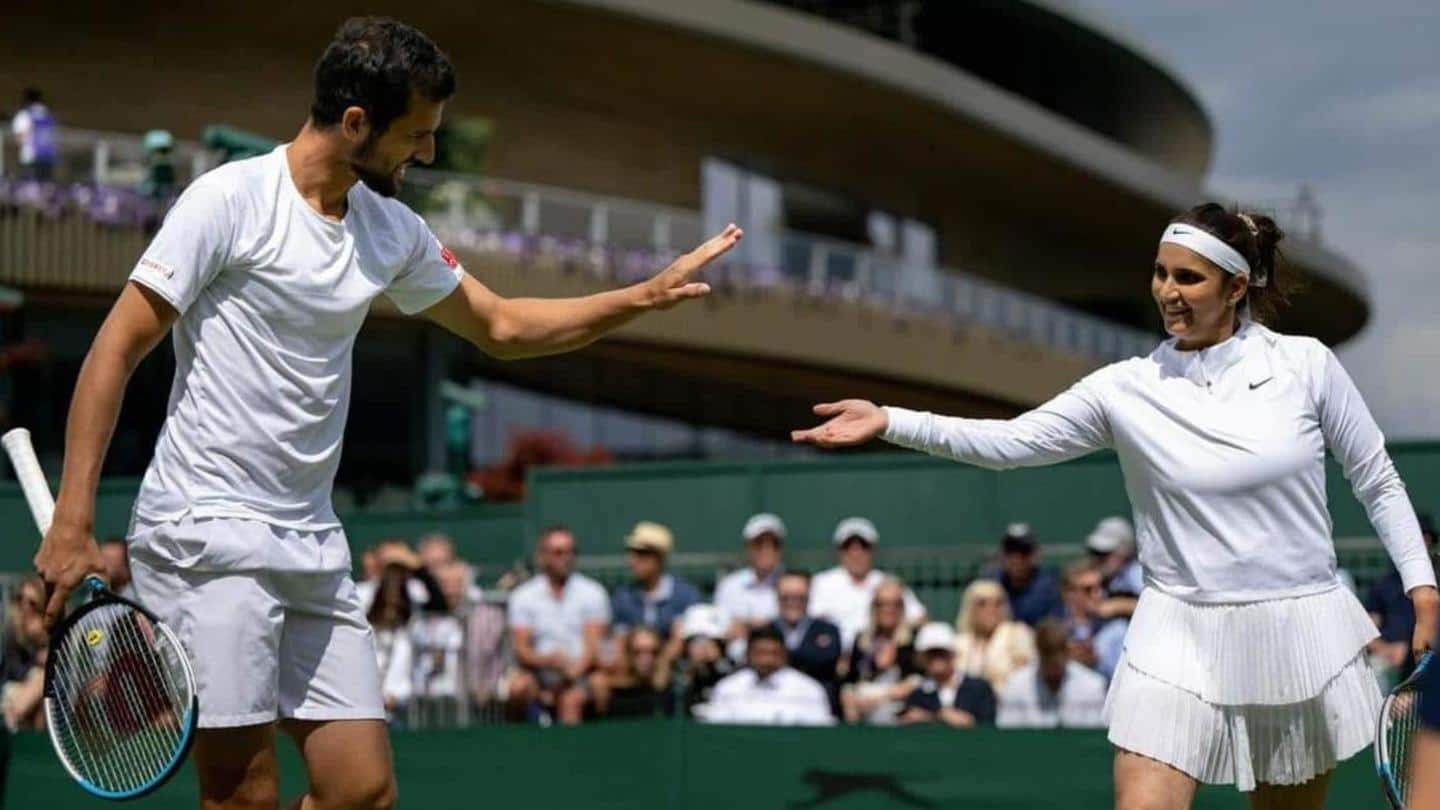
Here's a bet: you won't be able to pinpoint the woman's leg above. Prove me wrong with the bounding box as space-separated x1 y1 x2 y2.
1114 748 1200 810
1245 772 1332 810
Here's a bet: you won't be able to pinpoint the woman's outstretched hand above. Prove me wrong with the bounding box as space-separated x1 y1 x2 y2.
790 400 888 448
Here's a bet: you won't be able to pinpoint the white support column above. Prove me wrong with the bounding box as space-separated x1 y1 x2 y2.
521 191 541 236
589 203 608 246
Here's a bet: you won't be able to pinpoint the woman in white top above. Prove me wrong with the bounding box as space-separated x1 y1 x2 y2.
953 579 1036 694
792 203 1439 809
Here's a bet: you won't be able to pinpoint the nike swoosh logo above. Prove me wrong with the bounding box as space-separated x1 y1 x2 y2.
1249 377 1274 390
1171 228 1193 235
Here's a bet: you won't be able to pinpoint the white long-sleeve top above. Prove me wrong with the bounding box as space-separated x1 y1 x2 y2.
884 322 1435 603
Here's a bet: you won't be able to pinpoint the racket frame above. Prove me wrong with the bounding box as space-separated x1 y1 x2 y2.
1377 649 1435 809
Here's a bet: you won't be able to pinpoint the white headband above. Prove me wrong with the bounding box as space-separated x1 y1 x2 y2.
1160 223 1266 287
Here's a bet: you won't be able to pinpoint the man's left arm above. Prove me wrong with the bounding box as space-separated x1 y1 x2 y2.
422 225 742 360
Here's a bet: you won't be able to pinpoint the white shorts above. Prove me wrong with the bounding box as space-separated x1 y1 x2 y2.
128 517 385 729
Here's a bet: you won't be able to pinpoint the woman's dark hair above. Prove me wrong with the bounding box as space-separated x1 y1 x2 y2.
367 564 414 630
310 17 456 134
1171 203 1300 323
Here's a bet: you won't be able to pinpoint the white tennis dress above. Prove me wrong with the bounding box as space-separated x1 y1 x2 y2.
125 145 465 727
883 321 1435 791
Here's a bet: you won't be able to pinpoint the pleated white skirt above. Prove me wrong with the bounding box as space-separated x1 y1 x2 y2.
1104 585 1383 791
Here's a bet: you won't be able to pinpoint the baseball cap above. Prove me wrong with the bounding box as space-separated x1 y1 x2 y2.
833 517 879 546
1000 522 1036 553
743 513 787 542
914 622 957 653
1085 516 1134 554
624 521 674 555
680 604 727 641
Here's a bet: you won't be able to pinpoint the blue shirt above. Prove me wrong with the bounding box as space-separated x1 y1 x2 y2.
612 573 701 634
992 568 1064 626
1367 570 1415 643
903 674 997 725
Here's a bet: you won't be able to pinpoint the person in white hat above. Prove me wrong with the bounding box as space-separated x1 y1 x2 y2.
897 622 996 727
1086 516 1142 620
676 604 736 711
713 513 787 660
794 204 1439 806
809 517 927 648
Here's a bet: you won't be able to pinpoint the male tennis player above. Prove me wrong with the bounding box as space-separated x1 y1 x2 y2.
34 18 740 810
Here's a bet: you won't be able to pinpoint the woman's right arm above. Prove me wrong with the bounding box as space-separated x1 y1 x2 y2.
794 371 1113 468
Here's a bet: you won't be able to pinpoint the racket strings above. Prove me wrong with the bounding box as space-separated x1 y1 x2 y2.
1382 683 1424 805
49 604 193 794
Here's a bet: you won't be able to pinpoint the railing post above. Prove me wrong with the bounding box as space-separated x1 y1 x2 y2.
93 139 110 185
652 214 671 254
521 191 540 236
589 203 608 247
808 242 828 293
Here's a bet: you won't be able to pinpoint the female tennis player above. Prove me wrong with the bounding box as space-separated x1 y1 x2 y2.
793 203 1439 810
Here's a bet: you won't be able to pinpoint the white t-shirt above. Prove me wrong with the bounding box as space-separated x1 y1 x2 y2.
809 566 926 647
701 667 835 726
507 573 611 660
411 614 465 699
996 661 1107 729
129 146 464 531
713 567 780 627
884 322 1436 603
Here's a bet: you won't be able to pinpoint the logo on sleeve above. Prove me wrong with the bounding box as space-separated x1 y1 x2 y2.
439 246 459 269
139 256 175 279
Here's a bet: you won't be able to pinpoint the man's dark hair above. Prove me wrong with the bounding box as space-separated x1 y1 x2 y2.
310 17 456 134
748 624 785 648
778 569 811 585
21 88 42 105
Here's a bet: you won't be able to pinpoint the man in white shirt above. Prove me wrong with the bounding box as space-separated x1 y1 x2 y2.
809 517 926 647
507 526 611 725
10 88 57 181
33 19 741 810
714 512 785 660
997 619 1108 729
701 625 834 726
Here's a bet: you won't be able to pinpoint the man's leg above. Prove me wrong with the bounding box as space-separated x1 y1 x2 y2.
194 725 281 810
280 719 395 810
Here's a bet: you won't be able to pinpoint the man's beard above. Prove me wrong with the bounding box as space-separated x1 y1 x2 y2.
348 133 404 198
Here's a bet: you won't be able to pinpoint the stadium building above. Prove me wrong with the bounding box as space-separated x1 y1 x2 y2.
0 0 1369 494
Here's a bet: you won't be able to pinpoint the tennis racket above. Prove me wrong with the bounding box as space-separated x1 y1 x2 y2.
1376 649 1435 808
3 427 199 800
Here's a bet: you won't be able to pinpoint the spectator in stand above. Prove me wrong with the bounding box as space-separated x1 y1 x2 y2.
508 526 611 725
1059 559 1128 681
1086 516 1142 619
841 580 921 725
99 536 135 599
810 517 926 647
997 619 1108 728
612 521 701 663
138 129 178 201
702 625 834 726
771 570 844 701
677 604 735 714
355 538 445 613
1 576 48 730
411 561 470 710
608 626 671 718
367 564 415 722
899 622 996 728
417 532 456 573
10 88 58 181
953 579 1036 694
714 512 786 660
460 576 510 710
1367 512 1440 682
990 523 1063 626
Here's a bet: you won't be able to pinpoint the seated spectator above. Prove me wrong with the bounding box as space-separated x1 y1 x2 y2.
608 627 671 719
356 539 445 613
766 570 843 717
367 565 415 722
990 523 1063 626
997 619 1107 728
1086 516 1142 619
1059 559 1127 680
2 576 48 731
411 561 471 707
841 580 921 725
418 532 457 574
99 537 135 600
953 580 1036 693
701 626 834 726
677 604 735 713
138 129 177 201
611 521 701 661
461 584 510 710
810 517 926 647
508 526 611 725
899 622 996 728
1367 513 1439 683
714 513 786 660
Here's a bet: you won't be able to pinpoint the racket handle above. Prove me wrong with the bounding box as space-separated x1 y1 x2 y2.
3 427 55 535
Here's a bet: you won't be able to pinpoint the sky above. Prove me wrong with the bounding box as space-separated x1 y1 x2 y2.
1077 0 1440 438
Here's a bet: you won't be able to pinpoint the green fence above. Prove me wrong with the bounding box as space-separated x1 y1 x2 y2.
1 721 1387 809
